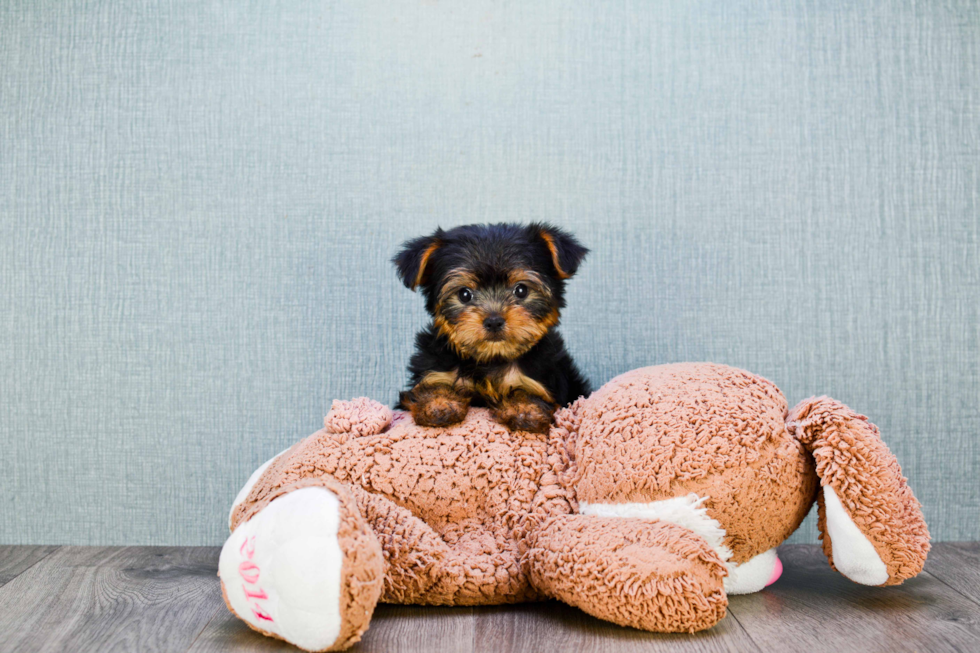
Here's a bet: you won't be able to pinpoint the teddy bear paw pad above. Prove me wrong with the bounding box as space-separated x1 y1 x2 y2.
219 487 346 652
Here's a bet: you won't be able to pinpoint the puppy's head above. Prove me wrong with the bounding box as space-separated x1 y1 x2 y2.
394 223 588 362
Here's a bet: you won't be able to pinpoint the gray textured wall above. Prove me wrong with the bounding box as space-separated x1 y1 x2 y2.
1 0 978 546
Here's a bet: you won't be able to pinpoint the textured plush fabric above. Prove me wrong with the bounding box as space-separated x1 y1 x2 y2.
231 399 575 605
2 1 978 545
787 398 931 584
221 479 384 651
526 515 729 633
573 364 817 563
223 363 929 645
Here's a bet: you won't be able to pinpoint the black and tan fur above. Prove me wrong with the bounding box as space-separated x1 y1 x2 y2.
393 223 591 433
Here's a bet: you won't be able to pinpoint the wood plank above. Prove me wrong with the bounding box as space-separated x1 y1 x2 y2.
195 599 753 653
727 544 980 653
351 605 475 653
925 542 980 607
472 600 759 653
0 545 60 587
191 603 476 653
0 544 976 653
0 546 225 653
185 606 301 653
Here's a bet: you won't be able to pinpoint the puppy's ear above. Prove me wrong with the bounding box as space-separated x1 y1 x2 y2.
393 230 443 290
531 223 589 279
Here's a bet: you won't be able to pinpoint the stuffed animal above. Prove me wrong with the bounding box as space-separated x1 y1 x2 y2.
218 363 929 652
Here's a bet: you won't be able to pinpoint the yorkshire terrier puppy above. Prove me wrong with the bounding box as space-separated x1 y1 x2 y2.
393 222 591 433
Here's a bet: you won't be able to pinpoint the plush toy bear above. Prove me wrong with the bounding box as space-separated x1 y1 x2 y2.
218 363 930 652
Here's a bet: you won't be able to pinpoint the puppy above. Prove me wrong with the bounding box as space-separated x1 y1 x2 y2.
393 222 591 433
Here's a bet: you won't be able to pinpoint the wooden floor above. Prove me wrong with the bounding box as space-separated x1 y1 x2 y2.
0 544 976 653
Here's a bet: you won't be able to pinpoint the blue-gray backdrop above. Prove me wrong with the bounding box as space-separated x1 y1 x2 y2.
1 0 977 545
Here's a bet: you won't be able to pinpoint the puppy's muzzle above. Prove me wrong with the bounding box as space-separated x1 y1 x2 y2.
483 314 506 340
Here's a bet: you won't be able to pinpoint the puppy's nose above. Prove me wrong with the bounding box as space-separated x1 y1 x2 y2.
483 315 505 333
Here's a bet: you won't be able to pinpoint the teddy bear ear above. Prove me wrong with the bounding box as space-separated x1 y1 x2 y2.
787 397 930 586
324 398 393 438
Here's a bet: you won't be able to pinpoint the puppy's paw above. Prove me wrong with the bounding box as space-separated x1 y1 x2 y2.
492 392 555 433
403 385 470 427
415 398 469 427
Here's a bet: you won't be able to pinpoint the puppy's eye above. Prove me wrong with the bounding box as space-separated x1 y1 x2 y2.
458 288 473 303
514 283 528 299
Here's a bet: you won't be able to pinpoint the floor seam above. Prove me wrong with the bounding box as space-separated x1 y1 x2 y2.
922 569 980 609
177 547 227 653
180 601 226 653
724 604 765 653
0 545 63 590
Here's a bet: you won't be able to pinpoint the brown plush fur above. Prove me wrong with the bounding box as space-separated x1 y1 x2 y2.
527 516 729 632
787 397 931 584
232 405 571 605
571 364 819 564
224 363 930 648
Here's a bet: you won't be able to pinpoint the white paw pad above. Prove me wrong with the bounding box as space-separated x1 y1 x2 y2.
724 547 782 595
823 485 889 585
219 487 345 651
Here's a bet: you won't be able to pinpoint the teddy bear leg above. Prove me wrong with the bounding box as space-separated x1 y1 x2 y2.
219 479 384 652
788 397 930 586
525 515 729 633
346 485 482 604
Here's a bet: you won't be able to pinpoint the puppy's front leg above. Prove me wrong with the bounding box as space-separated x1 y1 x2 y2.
399 372 472 427
491 389 556 434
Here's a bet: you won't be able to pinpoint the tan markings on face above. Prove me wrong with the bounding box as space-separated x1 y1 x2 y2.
433 266 560 362
499 304 559 346
506 269 552 297
413 242 442 289
433 314 455 345
436 309 491 359
436 269 480 304
475 342 529 362
539 231 571 279
437 304 559 363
